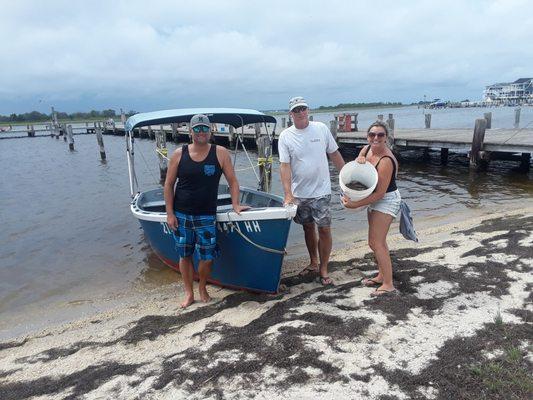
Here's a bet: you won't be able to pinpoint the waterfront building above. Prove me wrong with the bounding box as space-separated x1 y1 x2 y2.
483 78 533 105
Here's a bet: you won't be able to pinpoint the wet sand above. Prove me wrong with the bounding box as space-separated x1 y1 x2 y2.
0 206 532 399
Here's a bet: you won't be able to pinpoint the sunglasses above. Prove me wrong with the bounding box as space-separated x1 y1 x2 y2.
192 125 210 133
368 131 386 138
291 106 308 114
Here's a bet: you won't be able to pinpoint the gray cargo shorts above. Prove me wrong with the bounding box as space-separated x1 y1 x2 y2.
293 195 332 227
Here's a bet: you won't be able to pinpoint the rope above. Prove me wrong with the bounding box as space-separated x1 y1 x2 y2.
484 119 533 157
225 212 286 255
257 156 273 166
234 165 257 172
235 158 274 172
156 148 169 160
497 120 533 146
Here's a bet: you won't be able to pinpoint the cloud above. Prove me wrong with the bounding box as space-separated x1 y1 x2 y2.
1 0 532 113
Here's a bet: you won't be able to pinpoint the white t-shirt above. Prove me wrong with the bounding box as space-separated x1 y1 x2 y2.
278 121 339 198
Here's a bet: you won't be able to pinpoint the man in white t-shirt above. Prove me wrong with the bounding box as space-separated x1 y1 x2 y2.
278 96 345 285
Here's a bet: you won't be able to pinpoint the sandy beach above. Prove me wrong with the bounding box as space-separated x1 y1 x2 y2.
1 206 532 399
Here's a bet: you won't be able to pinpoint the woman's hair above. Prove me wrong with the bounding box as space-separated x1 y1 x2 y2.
367 121 389 136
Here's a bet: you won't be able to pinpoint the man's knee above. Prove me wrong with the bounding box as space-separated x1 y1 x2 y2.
303 223 316 233
317 226 331 237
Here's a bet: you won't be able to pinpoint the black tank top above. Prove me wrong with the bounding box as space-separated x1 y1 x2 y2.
363 145 398 193
174 144 223 215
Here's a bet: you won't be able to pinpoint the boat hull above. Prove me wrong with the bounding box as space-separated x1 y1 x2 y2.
138 217 291 293
132 187 296 293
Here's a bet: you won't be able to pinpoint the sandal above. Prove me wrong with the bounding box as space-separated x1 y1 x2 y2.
362 277 382 287
298 265 319 277
318 276 334 286
370 288 399 297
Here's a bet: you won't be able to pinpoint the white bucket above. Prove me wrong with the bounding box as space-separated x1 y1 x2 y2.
339 161 378 201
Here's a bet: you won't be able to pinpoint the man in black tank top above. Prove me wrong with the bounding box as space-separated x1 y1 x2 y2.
164 114 249 308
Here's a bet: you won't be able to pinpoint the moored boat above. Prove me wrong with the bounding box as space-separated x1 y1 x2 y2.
125 108 296 293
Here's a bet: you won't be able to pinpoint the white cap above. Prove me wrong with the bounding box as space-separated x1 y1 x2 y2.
288 96 308 112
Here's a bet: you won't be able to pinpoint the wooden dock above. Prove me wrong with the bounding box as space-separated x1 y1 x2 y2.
337 128 533 154
2 118 532 171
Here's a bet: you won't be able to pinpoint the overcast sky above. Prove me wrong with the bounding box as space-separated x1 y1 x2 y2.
1 0 532 114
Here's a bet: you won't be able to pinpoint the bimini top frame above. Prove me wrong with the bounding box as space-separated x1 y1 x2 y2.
125 108 277 197
125 108 277 131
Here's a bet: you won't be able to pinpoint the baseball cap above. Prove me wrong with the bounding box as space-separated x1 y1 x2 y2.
190 114 210 128
288 96 308 112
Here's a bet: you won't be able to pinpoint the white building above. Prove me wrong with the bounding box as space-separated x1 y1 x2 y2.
484 78 533 105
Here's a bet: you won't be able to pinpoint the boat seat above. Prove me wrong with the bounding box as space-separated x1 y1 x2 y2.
142 194 234 212
141 200 166 212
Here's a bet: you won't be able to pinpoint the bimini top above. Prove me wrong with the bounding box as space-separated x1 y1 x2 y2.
125 108 277 131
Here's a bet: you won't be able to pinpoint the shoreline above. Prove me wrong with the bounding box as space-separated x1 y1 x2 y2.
1 205 531 399
1 200 526 342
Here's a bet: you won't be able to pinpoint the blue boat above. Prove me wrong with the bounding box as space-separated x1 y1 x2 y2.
125 108 297 293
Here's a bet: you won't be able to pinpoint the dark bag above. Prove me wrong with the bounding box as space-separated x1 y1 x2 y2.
399 200 418 242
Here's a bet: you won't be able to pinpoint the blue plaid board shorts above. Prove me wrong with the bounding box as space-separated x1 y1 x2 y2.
172 211 220 260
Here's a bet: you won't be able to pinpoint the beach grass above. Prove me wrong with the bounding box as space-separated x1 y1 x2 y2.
469 342 533 398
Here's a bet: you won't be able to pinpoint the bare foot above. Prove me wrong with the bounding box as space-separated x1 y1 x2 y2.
180 295 194 308
199 287 211 303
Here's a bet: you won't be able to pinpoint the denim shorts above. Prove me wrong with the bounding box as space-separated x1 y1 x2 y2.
368 189 401 218
172 211 219 260
293 195 332 227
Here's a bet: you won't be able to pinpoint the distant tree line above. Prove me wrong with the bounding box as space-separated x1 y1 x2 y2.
0 109 137 123
316 102 403 110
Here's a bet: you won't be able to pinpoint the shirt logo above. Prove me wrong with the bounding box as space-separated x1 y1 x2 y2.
204 164 216 176
310 138 321 143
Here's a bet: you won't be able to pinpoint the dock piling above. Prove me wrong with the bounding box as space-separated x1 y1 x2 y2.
51 106 59 138
386 114 395 147
256 135 272 192
66 125 75 151
281 117 286 128
484 112 492 129
96 126 106 160
171 123 178 142
514 108 521 128
425 114 432 129
440 148 449 165
156 126 168 184
229 126 236 148
469 118 488 170
330 120 338 141
519 153 531 172
27 124 35 137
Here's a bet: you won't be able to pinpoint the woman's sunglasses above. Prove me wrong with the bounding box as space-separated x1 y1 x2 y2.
367 131 386 138
192 125 210 133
